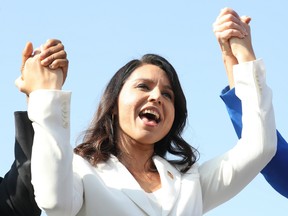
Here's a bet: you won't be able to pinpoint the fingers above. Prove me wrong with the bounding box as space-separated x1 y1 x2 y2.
41 39 62 50
39 39 66 65
49 58 69 84
17 39 67 98
216 7 241 21
41 49 67 68
213 8 248 41
33 47 42 56
21 42 33 72
214 28 244 43
17 53 64 95
241 15 251 24
38 39 69 84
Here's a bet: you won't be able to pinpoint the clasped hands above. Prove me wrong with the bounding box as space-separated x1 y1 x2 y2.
15 39 69 96
213 7 256 63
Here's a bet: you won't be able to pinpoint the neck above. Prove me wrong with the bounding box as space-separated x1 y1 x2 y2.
116 134 161 193
118 149 155 172
116 131 156 172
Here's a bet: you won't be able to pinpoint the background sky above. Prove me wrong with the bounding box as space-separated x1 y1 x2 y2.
0 1 287 215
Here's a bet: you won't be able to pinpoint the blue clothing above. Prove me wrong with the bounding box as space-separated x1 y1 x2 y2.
221 86 288 198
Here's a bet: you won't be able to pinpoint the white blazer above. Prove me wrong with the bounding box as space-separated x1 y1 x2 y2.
72 154 202 216
29 59 276 216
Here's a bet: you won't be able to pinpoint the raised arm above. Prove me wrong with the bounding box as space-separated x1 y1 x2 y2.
0 39 68 215
214 8 288 199
199 8 277 213
16 41 83 215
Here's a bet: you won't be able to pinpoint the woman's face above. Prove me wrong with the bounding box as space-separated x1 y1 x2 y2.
116 64 175 146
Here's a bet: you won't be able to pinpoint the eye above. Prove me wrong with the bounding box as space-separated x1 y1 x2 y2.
137 83 150 90
162 92 173 100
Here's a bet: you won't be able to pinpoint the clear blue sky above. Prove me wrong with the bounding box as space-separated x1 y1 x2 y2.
1 1 287 215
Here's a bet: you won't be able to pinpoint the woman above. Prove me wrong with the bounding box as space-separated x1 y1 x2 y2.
18 8 276 216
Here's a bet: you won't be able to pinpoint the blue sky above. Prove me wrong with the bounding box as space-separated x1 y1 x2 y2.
1 1 287 215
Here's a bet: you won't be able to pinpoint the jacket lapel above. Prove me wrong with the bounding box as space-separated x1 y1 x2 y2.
100 156 181 216
121 188 156 216
105 156 157 216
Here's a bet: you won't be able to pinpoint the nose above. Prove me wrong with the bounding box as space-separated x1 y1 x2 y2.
148 88 162 105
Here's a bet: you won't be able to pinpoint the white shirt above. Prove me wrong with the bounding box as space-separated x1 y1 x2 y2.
145 189 163 215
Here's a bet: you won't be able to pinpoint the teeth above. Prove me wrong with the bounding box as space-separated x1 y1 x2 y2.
142 109 160 120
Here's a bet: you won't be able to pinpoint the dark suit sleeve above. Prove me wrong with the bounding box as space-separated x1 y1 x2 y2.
220 86 288 198
0 111 41 216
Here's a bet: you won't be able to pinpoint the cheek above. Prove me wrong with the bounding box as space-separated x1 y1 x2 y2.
165 104 175 129
117 93 140 125
169 113 175 128
118 94 137 114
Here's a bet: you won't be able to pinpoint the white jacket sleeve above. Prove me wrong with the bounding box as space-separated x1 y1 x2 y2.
199 59 277 213
28 90 83 216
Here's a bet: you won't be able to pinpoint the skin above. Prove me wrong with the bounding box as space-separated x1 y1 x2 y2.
116 64 175 193
213 7 256 88
16 39 68 94
16 43 65 95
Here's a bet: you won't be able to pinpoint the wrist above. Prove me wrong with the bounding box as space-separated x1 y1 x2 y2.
235 50 256 63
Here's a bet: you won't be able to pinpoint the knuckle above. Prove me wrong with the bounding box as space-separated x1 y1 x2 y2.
45 49 53 56
50 54 55 61
46 39 62 48
61 50 67 58
46 39 54 46
225 21 233 28
58 43 64 49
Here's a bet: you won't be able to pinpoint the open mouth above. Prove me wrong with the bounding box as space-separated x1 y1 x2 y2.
139 109 161 124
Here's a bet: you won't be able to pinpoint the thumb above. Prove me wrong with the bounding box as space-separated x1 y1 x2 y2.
241 16 252 24
21 42 34 72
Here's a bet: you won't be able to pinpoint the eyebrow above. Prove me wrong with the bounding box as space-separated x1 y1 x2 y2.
134 78 173 91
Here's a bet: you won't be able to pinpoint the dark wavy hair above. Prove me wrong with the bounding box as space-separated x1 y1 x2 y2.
74 54 198 173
